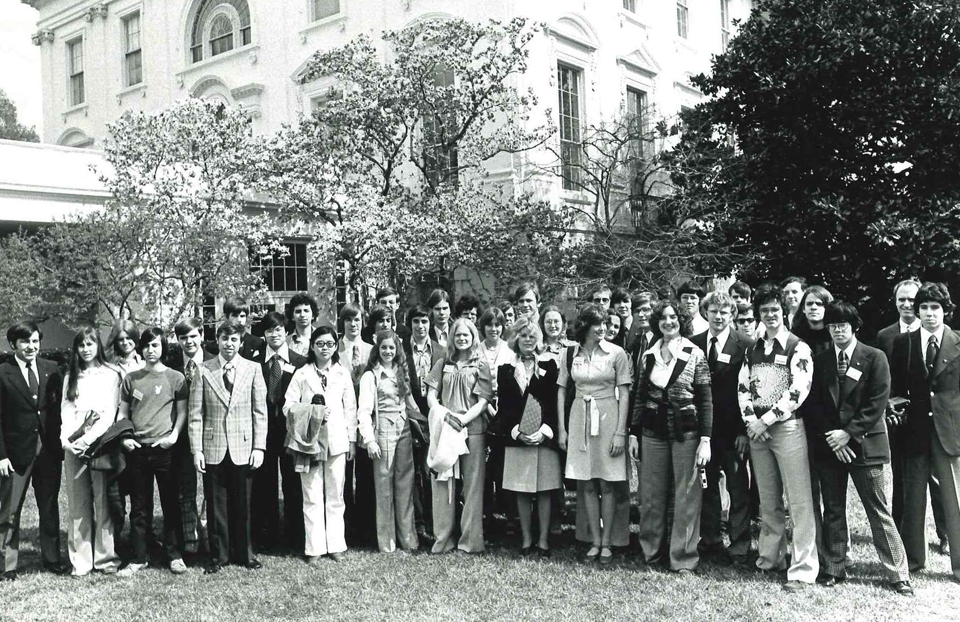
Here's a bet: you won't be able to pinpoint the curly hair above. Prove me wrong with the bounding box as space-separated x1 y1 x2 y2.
648 300 693 342
573 303 607 344
363 330 411 401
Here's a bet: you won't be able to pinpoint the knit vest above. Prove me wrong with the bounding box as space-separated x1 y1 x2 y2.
746 333 802 418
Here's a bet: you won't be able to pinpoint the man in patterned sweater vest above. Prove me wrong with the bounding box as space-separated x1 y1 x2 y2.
737 283 818 592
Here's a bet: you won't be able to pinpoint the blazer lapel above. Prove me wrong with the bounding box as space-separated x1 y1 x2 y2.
933 329 960 378
839 344 866 405
231 362 253 407
3 363 35 406
664 346 692 389
206 359 231 407
827 349 840 408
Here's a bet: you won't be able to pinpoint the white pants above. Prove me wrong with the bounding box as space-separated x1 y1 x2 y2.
64 452 119 575
301 453 346 556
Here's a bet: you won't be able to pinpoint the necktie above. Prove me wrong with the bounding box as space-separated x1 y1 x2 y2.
837 350 848 377
926 335 939 374
268 356 283 404
26 360 39 399
187 359 198 385
223 363 234 394
352 345 360 370
319 369 328 391
635 334 648 369
708 336 719 371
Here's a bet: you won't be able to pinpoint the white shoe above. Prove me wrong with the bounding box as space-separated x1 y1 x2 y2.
118 562 147 577
169 559 187 575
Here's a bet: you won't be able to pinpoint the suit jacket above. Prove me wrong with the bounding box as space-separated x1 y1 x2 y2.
188 356 268 465
403 338 444 418
283 362 358 457
691 329 753 449
0 358 63 474
254 348 308 417
891 327 960 457
875 321 901 360
167 349 216 386
805 341 891 466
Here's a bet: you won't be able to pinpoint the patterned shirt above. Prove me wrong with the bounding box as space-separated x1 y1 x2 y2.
737 326 813 426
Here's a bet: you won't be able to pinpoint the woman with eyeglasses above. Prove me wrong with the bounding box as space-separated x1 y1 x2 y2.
284 326 358 563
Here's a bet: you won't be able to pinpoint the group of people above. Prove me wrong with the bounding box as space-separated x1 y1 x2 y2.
1 277 958 598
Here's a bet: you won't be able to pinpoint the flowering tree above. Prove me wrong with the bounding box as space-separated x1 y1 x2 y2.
42 99 279 330
256 17 569 301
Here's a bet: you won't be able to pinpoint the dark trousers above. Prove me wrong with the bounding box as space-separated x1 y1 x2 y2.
701 443 751 557
252 414 304 550
816 457 908 582
0 442 61 572
127 445 182 563
204 452 253 566
345 446 376 545
890 424 948 542
173 434 201 555
412 441 433 535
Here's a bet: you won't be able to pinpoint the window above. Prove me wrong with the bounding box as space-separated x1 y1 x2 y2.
622 0 637 12
124 13 142 86
252 242 309 293
720 0 731 48
190 0 251 64
68 39 85 106
422 66 459 188
626 87 648 161
557 64 582 191
312 0 341 21
677 0 689 39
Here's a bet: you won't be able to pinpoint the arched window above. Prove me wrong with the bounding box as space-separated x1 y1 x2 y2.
190 0 252 64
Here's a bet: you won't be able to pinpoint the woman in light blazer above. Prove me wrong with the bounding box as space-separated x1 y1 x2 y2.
284 325 358 563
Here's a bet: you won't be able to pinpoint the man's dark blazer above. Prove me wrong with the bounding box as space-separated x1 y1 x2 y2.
691 329 753 450
876 321 902 360
167 348 217 384
253 348 308 417
805 341 892 466
891 328 960 457
403 338 444 444
0 358 63 474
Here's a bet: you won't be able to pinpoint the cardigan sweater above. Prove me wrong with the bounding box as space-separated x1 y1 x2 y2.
630 339 713 441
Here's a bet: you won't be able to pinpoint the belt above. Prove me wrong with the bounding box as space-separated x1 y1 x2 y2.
581 395 603 451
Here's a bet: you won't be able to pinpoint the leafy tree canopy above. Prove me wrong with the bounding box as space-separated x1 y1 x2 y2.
0 89 39 143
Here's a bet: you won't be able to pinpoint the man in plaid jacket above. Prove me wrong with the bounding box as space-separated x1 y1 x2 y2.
190 321 268 574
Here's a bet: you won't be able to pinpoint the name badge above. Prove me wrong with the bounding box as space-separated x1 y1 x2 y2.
282 363 296 374
443 364 457 374
846 367 862 382
132 389 144 401
774 355 788 366
676 350 690 362
572 358 586 368
717 353 731 364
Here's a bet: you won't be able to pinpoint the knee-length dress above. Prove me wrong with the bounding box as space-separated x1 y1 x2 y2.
558 340 632 482
495 355 562 494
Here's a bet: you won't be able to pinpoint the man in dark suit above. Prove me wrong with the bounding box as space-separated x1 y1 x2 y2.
403 305 444 539
0 321 64 580
806 301 912 594
223 297 265 361
624 291 656 373
251 312 307 550
875 278 949 555
890 282 960 582
167 317 217 557
692 292 754 564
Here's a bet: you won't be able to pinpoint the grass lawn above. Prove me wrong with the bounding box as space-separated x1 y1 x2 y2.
3 473 960 622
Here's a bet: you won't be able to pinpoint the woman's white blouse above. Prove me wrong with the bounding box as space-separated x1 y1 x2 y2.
60 365 123 448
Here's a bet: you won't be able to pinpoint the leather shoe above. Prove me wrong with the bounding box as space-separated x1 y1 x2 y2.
204 564 225 575
244 559 263 570
537 547 551 559
938 540 951 557
519 546 536 557
891 580 914 596
44 562 69 575
304 555 322 566
677 568 696 577
328 552 344 563
782 580 807 593
816 574 844 587
0 571 17 582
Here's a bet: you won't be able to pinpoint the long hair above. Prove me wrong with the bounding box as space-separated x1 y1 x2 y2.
363 330 411 401
426 289 451 336
105 319 140 363
66 326 107 402
307 325 340 366
648 300 693 343
792 285 834 337
539 304 564 345
445 317 482 364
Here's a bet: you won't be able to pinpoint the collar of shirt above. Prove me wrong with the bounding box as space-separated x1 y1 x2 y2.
14 355 34 384
708 326 732 354
921 326 945 353
647 336 690 364
373 363 397 380
412 339 432 354
834 338 857 363
900 319 921 333
265 344 290 365
218 354 236 371
762 325 790 352
340 337 360 353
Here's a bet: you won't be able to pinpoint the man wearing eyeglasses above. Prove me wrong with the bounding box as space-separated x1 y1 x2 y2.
805 301 911 595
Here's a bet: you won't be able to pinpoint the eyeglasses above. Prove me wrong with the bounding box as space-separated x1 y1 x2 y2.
735 318 754 324
313 340 337 349
827 323 851 332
